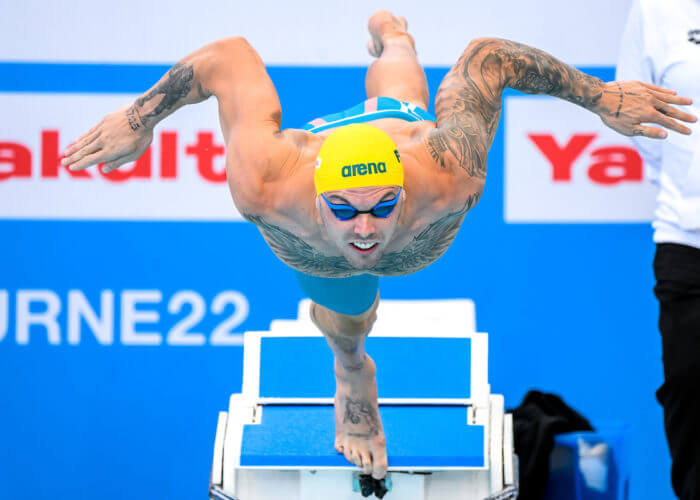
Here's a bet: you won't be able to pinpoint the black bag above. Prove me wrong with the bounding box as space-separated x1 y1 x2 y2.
509 390 594 500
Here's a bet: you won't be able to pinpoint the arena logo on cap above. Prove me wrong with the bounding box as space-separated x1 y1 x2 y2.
504 96 656 223
341 162 387 177
0 93 243 220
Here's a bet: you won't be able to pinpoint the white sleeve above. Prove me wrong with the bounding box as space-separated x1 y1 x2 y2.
616 0 662 181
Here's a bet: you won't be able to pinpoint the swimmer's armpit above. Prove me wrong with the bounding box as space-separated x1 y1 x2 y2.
428 37 697 179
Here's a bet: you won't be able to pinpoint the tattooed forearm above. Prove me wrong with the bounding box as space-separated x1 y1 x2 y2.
429 37 607 179
475 39 605 109
127 62 210 132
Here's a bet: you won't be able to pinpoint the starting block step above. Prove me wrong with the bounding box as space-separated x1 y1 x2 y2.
255 336 478 402
241 405 485 468
210 299 518 500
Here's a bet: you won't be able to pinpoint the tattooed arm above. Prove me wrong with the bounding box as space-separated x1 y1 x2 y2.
62 37 290 184
427 37 696 182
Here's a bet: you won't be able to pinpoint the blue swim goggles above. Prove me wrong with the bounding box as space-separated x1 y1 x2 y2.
320 188 402 221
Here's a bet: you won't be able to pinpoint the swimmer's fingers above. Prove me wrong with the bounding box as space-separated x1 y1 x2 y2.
655 101 698 127
63 137 105 170
640 82 677 95
63 129 101 162
100 156 139 174
632 125 671 140
67 137 152 173
65 146 120 172
649 89 694 107
66 145 137 172
73 121 101 145
63 104 154 171
600 81 696 138
65 150 108 171
651 107 693 135
64 125 101 158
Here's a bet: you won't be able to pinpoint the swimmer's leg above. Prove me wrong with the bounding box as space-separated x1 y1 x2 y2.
365 10 430 111
309 293 389 480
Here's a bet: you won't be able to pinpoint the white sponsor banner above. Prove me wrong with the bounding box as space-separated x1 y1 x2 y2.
0 93 244 220
504 96 657 223
1 0 632 66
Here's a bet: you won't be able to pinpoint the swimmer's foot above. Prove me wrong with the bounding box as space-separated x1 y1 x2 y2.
367 10 415 58
333 354 388 480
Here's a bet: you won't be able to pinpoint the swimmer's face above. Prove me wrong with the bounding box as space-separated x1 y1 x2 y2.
318 185 404 269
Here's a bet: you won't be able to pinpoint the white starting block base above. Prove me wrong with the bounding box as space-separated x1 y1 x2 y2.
210 299 518 500
222 470 496 500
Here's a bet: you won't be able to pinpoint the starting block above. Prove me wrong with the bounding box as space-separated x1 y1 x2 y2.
209 299 518 500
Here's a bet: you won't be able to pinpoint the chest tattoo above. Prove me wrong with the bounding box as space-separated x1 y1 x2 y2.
243 192 479 277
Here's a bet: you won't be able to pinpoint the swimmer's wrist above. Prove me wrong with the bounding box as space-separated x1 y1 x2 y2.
125 56 214 133
581 77 608 115
125 103 150 134
590 81 627 117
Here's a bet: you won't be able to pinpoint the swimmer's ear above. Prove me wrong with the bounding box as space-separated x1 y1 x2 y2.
315 196 326 223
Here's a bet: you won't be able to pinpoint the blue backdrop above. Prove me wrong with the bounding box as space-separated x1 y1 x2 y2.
0 65 670 499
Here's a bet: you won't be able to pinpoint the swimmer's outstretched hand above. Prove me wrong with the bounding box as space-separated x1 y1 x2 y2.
61 104 153 173
596 81 697 139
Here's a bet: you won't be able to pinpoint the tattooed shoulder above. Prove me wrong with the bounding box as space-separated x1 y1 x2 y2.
425 126 488 181
428 37 606 182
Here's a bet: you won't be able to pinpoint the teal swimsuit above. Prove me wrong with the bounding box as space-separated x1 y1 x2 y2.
293 97 435 315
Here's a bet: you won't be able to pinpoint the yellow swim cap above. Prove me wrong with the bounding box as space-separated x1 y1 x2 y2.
314 123 403 196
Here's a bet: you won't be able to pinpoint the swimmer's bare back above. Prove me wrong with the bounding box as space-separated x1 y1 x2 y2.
62 33 697 278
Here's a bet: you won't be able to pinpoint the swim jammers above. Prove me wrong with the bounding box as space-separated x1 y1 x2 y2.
293 97 436 316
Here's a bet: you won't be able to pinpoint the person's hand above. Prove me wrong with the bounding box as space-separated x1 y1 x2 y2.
596 81 697 139
61 104 153 173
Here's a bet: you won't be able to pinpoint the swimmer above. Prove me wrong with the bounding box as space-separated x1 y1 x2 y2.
61 10 696 481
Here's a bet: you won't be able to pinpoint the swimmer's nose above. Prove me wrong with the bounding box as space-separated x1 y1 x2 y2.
353 214 376 238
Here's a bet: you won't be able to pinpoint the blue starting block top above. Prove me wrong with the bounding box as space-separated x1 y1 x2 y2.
240 405 485 468
258 337 472 400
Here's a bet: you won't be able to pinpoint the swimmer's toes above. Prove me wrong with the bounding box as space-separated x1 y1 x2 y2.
397 16 408 31
371 442 388 479
367 39 382 58
372 458 388 479
345 448 360 468
360 450 373 474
